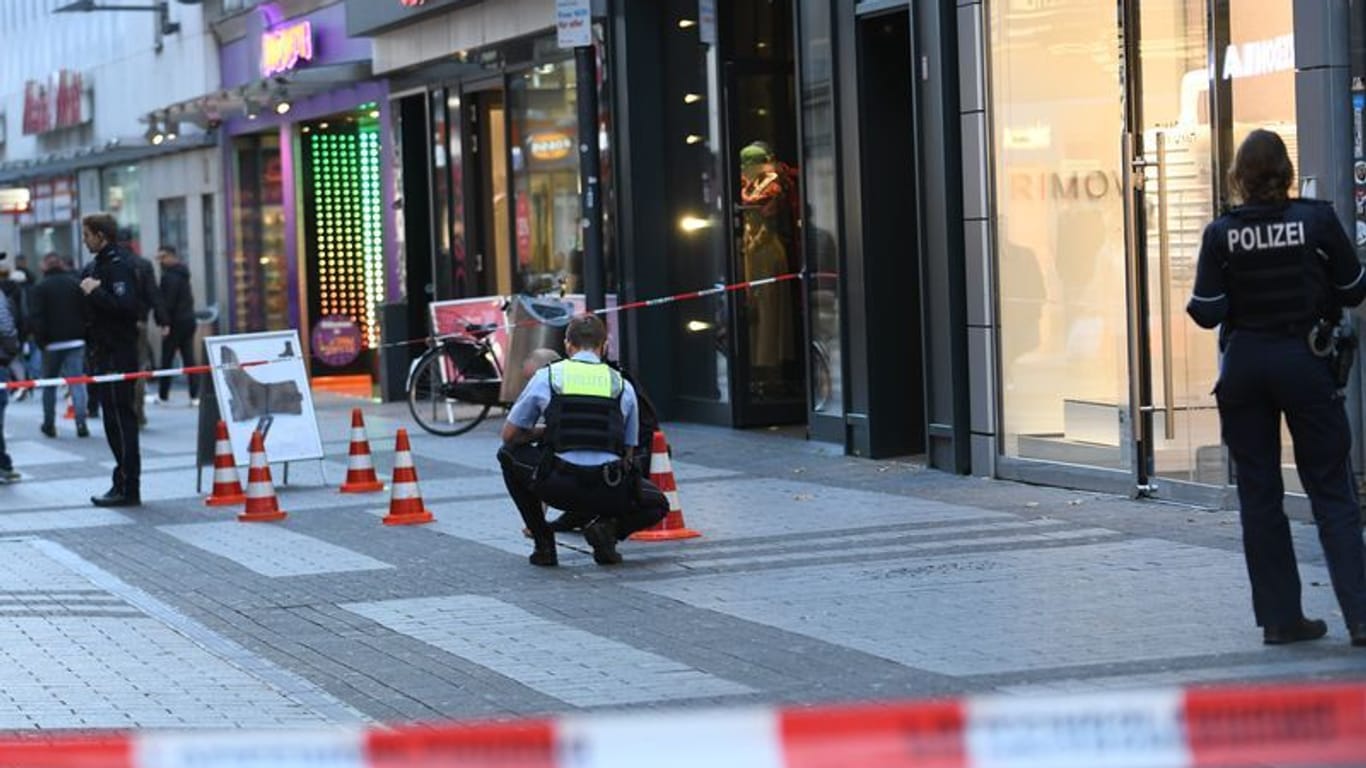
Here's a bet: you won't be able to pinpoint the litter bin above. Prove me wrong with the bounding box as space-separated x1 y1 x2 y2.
500 294 573 403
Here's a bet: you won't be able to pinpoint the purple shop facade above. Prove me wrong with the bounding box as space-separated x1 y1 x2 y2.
217 1 398 335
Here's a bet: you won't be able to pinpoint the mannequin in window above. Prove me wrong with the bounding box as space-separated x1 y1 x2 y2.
738 141 798 396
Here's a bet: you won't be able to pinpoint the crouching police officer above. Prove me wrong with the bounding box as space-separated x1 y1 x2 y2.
1188 129 1366 647
498 315 668 566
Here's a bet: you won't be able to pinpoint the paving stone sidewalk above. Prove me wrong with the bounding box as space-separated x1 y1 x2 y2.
0 386 1361 732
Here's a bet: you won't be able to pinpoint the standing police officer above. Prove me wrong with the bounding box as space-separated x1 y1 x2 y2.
498 315 668 566
79 213 141 507
1188 129 1366 647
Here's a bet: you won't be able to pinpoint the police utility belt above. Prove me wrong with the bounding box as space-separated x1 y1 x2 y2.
1308 317 1359 389
537 453 632 489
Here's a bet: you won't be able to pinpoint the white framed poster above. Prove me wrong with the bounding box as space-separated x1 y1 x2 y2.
204 330 324 466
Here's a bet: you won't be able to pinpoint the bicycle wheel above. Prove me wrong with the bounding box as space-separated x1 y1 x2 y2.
406 347 493 437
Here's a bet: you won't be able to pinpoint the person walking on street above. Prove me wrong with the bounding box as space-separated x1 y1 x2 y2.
1188 128 1366 647
497 315 668 566
30 253 90 438
154 245 198 405
0 255 31 395
81 213 141 507
0 284 22 483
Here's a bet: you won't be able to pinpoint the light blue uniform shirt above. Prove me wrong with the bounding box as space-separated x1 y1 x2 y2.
506 351 638 467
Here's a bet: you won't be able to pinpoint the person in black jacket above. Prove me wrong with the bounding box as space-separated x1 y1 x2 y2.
30 253 89 438
81 213 141 507
154 245 198 404
118 228 167 428
1188 129 1366 648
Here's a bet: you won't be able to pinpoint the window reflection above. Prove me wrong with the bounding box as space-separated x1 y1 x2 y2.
799 0 841 415
509 60 581 295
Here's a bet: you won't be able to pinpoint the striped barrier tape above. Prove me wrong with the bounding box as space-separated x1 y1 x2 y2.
1 272 809 392
1 681 1363 767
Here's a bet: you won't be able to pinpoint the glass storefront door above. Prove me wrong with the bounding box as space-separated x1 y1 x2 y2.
1125 0 1223 496
721 0 806 427
992 0 1247 501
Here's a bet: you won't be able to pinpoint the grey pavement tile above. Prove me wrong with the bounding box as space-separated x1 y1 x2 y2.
157 521 395 578
632 539 1343 677
4 440 86 466
0 509 133 533
342 595 753 707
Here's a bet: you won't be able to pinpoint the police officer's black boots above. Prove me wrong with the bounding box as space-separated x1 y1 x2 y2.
1262 617 1328 645
529 535 558 567
584 517 622 565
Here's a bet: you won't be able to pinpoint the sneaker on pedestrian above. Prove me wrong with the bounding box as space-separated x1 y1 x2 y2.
76 423 89 438
0 468 20 484
39 423 55 438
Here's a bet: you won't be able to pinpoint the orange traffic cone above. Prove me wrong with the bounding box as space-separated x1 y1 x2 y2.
340 408 384 493
382 428 433 525
630 429 701 541
239 430 287 522
62 401 75 420
204 420 247 507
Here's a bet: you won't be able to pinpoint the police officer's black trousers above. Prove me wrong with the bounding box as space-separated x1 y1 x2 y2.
95 352 140 499
1217 331 1366 628
498 444 668 545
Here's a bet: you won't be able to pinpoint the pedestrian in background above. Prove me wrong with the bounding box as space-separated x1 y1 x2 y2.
30 252 89 438
1187 128 1366 648
81 213 141 507
117 228 167 428
0 255 31 394
0 282 21 483
154 245 198 406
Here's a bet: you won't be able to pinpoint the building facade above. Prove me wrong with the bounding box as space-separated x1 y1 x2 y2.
10 0 1360 507
0 0 221 311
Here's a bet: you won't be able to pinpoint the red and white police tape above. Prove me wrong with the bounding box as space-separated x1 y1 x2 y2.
1 680 1363 768
1 272 809 392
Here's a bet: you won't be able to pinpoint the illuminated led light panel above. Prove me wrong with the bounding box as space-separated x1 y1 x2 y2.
309 124 385 349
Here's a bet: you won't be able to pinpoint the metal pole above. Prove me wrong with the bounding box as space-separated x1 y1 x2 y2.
576 44 605 312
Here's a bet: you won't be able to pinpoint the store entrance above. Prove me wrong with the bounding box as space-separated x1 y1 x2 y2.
855 8 925 456
463 84 512 299
721 0 806 428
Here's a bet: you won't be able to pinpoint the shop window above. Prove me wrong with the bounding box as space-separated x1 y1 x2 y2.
798 0 841 416
202 194 217 314
230 133 289 332
157 197 188 259
100 166 140 253
508 59 581 295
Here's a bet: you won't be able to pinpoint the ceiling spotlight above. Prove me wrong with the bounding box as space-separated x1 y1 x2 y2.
275 100 291 115
144 115 164 145
244 98 259 120
164 119 179 141
683 93 702 104
678 19 696 28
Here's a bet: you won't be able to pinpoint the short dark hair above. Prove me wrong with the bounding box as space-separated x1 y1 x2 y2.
82 213 119 244
158 244 178 257
1230 129 1294 205
565 314 608 350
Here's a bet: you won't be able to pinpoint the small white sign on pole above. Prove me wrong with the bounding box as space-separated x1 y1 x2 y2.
557 0 592 48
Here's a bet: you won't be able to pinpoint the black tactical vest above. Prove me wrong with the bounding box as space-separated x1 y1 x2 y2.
543 360 626 456
1222 202 1333 333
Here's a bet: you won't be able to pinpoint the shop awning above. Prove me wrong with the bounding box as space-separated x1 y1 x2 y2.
144 61 374 131
0 131 217 186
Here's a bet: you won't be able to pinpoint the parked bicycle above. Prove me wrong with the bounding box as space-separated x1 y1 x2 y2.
406 322 507 436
